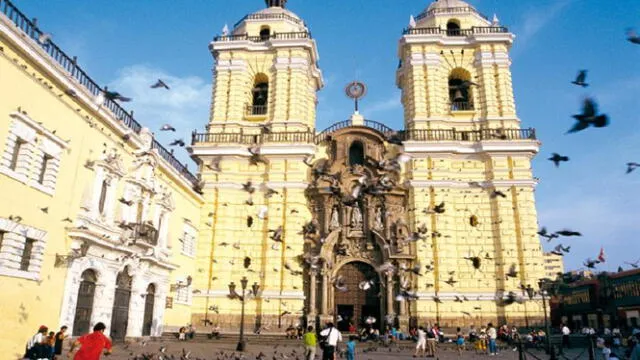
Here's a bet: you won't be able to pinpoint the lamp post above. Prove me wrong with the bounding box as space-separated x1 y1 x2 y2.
229 277 260 352
538 279 556 360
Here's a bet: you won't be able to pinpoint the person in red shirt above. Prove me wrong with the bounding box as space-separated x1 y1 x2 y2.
69 322 112 359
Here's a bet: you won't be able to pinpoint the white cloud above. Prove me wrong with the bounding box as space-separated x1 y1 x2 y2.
515 0 573 46
108 65 212 167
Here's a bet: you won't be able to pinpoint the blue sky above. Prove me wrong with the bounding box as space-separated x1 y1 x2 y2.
14 0 640 271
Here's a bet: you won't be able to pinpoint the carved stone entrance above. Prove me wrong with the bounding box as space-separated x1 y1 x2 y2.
73 269 97 336
334 262 380 331
110 268 132 342
142 284 155 336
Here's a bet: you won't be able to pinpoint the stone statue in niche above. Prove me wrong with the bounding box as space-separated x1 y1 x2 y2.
374 206 384 231
350 205 363 229
329 206 340 230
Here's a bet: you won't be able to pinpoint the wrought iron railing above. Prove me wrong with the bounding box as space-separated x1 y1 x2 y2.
403 26 508 36
0 0 198 185
404 128 537 141
451 101 474 111
192 131 315 145
415 6 489 22
214 31 312 42
246 104 268 116
151 140 198 185
234 12 303 28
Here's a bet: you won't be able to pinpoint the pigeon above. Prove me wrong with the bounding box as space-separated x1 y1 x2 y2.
548 153 570 167
491 190 507 199
555 229 582 237
627 28 640 45
169 139 185 147
626 162 640 174
37 32 52 45
160 124 176 132
206 156 222 172
567 97 609 134
151 79 170 90
103 88 131 102
537 227 559 242
571 70 589 87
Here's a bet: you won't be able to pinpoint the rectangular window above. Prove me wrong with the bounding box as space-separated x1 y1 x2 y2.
176 284 190 303
20 238 36 271
9 138 25 171
181 231 195 256
37 154 52 184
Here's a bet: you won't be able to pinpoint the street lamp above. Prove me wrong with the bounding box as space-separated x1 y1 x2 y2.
228 277 260 352
538 279 557 360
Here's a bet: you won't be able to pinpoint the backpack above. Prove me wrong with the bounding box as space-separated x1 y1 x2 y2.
319 328 333 349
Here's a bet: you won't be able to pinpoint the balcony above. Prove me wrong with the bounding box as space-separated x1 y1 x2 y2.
214 31 312 42
246 104 268 117
402 26 509 36
125 222 158 246
192 131 315 145
450 101 475 111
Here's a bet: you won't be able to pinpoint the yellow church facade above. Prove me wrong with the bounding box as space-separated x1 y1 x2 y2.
0 0 546 355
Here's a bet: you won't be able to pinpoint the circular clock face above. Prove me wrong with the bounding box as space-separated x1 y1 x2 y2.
345 81 367 100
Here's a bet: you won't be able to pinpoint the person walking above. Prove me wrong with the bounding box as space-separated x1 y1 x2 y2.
69 322 112 360
54 326 68 359
319 322 342 360
346 335 357 360
303 326 317 360
487 323 498 356
561 323 571 349
414 326 427 358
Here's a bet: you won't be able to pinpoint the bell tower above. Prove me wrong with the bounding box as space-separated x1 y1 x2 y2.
207 0 323 133
397 0 517 131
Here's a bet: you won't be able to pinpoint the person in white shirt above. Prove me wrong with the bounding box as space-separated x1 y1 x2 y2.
561 324 571 349
414 326 427 358
320 322 342 360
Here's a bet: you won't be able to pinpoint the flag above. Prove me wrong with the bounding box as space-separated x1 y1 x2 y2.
597 247 606 263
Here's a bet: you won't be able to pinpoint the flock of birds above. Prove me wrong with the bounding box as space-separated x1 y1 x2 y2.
538 28 640 274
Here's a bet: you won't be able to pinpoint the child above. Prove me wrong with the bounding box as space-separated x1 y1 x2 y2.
456 327 465 355
347 335 357 360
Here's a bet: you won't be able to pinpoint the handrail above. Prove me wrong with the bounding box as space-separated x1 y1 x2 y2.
214 31 312 42
0 0 198 185
403 26 509 36
234 12 303 28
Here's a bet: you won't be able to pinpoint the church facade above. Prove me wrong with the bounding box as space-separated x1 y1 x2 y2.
190 0 546 331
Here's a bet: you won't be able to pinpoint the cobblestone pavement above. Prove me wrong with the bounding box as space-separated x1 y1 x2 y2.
50 340 593 360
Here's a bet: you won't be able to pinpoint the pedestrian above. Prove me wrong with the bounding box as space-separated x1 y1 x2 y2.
54 326 68 359
561 323 571 349
414 326 427 358
303 326 317 360
456 327 465 355
25 325 49 359
487 323 498 356
346 335 357 360
69 322 112 359
319 322 342 360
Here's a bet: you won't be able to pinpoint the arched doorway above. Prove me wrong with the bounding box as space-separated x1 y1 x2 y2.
110 268 132 341
142 284 155 336
73 269 97 336
334 262 381 332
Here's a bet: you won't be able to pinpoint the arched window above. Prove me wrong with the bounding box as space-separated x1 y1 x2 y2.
448 68 474 111
349 141 365 166
260 27 271 41
250 74 269 115
447 20 461 36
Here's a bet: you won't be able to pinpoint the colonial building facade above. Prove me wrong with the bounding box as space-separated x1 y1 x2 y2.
0 0 547 355
190 0 546 332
